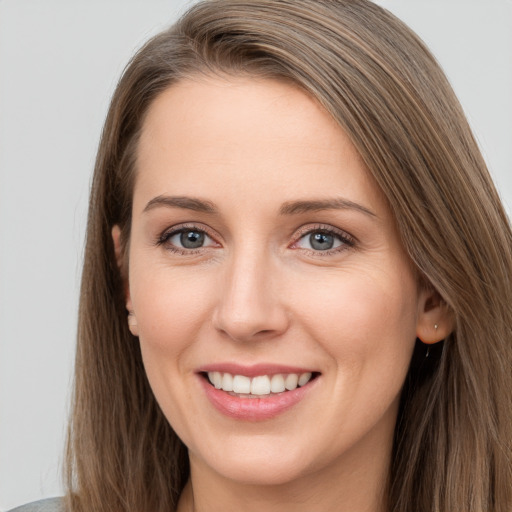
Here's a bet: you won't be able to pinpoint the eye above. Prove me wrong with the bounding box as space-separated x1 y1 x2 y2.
293 226 355 253
158 225 218 252
171 229 208 249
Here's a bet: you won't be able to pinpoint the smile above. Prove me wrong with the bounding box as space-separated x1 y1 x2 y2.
206 371 314 396
198 365 320 421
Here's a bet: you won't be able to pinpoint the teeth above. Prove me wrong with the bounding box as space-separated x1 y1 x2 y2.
270 374 285 393
207 371 314 396
285 373 298 390
212 371 222 389
251 375 271 395
233 375 251 394
221 372 233 391
298 372 312 386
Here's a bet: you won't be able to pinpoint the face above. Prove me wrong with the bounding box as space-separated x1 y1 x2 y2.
118 76 437 488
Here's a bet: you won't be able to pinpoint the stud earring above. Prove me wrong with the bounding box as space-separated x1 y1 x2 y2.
426 324 440 358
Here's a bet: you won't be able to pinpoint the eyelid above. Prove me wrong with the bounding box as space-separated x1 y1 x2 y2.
293 223 355 240
156 222 221 250
290 223 356 252
155 222 355 255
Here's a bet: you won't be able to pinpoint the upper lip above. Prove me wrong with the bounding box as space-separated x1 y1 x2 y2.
197 363 317 377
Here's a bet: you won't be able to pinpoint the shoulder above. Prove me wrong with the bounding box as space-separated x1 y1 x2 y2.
7 498 65 512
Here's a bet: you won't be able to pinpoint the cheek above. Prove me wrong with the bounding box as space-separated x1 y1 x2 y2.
130 265 218 351
129 266 219 439
291 266 418 370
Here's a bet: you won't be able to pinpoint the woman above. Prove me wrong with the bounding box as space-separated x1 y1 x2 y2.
11 0 512 511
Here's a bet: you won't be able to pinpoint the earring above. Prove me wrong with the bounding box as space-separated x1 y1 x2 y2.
127 311 139 336
426 324 440 358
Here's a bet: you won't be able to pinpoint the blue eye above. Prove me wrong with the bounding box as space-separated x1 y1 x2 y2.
159 227 217 251
176 230 205 249
294 228 353 252
309 232 337 250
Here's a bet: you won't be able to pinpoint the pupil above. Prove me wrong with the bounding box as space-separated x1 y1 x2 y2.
310 232 334 250
180 230 205 249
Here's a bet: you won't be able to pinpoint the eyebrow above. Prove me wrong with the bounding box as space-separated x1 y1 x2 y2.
279 198 376 217
143 195 376 218
143 195 217 214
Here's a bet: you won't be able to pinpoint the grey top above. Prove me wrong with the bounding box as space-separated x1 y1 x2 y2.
7 498 64 512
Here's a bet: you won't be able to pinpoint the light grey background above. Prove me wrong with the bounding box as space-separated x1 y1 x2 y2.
1 0 511 509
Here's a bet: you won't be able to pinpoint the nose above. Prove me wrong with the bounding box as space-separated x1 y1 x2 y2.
212 249 290 342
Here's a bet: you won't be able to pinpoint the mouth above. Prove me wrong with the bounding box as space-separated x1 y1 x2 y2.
202 370 319 398
197 366 320 420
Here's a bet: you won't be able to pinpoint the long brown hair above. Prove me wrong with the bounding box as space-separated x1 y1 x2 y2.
66 1 512 511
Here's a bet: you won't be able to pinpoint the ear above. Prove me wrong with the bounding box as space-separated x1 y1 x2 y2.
112 225 139 337
416 286 454 344
112 224 124 270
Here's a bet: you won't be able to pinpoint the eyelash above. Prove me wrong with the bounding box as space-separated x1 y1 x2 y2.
156 223 356 256
156 223 219 255
291 224 356 256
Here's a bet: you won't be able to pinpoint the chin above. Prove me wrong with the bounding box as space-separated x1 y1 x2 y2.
191 440 314 487
215 461 308 487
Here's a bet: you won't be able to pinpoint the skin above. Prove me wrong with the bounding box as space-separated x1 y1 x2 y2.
113 76 451 512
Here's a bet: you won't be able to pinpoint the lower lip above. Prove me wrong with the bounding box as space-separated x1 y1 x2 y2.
199 376 316 421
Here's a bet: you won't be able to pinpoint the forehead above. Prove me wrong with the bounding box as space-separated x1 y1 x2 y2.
134 76 387 217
